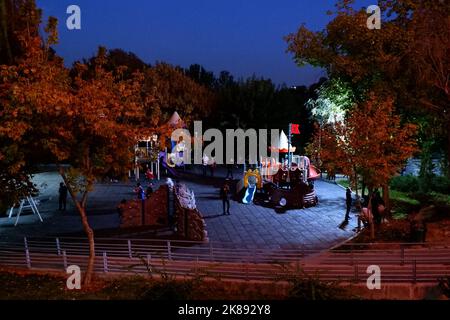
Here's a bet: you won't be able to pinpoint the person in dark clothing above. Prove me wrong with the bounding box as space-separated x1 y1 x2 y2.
146 184 154 199
135 183 145 200
226 164 234 179
59 182 68 211
117 199 127 223
371 190 384 225
209 159 216 177
345 187 352 221
220 182 231 215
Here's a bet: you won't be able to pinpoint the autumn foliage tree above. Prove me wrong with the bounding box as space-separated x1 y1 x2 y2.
144 62 215 126
309 92 417 214
287 0 449 176
0 15 149 284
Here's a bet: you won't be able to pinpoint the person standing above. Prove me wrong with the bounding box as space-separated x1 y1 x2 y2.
146 184 154 199
209 157 216 177
345 187 352 221
220 182 231 215
135 182 145 200
145 168 154 182
371 190 385 225
202 154 209 176
59 182 68 211
226 163 234 179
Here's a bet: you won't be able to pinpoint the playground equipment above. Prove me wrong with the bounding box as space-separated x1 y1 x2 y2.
8 196 43 226
134 112 186 181
159 151 181 178
236 125 320 210
242 169 263 204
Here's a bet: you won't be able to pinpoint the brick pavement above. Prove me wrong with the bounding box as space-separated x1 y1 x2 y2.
0 169 357 249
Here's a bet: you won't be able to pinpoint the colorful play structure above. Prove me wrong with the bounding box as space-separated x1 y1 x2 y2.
238 130 320 209
134 112 185 180
135 114 320 210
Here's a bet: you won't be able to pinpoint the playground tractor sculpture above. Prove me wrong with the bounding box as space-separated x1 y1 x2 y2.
240 164 319 211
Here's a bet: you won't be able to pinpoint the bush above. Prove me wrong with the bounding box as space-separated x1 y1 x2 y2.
390 175 420 193
390 175 450 195
430 176 450 195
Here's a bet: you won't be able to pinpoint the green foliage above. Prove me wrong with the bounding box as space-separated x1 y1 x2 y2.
390 175 450 195
390 175 420 193
307 78 356 125
429 177 450 195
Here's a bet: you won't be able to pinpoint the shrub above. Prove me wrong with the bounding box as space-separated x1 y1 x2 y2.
390 175 419 193
390 175 450 195
430 176 450 195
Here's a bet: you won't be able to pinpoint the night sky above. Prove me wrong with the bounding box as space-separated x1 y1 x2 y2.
37 0 373 86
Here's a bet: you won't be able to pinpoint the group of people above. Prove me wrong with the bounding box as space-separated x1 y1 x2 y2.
345 187 386 226
135 182 154 200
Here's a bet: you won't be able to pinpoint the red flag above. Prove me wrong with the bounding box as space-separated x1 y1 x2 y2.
291 123 300 135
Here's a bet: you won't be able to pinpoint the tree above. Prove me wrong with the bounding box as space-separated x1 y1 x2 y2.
1 19 148 284
308 92 417 237
57 48 147 285
0 0 42 64
406 4 450 176
286 0 449 177
144 62 215 126
184 64 216 88
77 48 148 80
0 0 42 212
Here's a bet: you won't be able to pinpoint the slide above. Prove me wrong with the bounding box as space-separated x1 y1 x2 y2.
309 164 321 180
242 185 256 204
159 152 180 178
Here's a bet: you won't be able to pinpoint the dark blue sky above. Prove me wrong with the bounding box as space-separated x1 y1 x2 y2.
37 0 373 86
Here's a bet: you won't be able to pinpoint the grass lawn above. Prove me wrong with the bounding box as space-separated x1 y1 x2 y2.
335 179 363 195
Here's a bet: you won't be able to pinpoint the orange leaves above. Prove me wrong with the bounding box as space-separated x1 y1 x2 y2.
315 92 418 189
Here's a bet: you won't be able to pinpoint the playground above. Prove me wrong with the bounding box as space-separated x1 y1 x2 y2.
0 168 357 249
0 112 358 248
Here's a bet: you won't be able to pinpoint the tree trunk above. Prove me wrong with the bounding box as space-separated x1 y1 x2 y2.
0 0 13 64
354 172 359 197
382 183 390 215
74 202 95 286
367 188 374 240
59 167 95 286
447 122 450 178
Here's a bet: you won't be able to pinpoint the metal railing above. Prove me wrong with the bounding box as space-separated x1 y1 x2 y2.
1 237 450 283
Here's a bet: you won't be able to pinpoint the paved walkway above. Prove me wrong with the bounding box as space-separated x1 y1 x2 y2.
0 169 357 249
186 177 357 249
